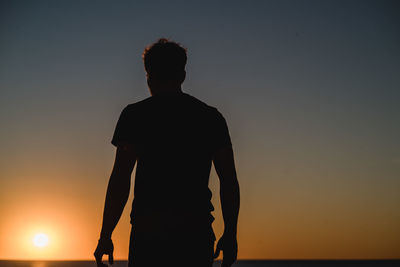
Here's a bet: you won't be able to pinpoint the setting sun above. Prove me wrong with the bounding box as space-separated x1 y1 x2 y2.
33 233 49 248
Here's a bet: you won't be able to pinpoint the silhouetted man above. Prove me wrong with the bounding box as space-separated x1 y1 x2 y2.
94 38 240 267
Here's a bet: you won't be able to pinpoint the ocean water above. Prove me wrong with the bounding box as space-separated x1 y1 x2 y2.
0 260 398 267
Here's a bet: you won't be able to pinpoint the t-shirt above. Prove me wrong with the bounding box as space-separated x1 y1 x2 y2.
111 92 232 226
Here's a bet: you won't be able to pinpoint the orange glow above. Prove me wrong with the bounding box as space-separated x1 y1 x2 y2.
1 167 400 260
8 221 60 259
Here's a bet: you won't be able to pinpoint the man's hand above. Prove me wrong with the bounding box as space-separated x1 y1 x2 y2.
213 234 238 267
94 237 114 267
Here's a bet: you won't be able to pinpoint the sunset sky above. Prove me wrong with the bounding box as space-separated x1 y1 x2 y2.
1 0 399 260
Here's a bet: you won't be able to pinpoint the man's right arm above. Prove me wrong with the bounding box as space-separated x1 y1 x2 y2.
94 144 136 267
213 145 240 267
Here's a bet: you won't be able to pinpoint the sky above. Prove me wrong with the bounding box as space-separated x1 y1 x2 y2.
0 0 399 260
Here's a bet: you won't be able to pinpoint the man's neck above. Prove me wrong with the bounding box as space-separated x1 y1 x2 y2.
150 86 183 96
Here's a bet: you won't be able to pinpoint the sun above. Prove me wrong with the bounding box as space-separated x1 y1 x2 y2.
33 233 49 248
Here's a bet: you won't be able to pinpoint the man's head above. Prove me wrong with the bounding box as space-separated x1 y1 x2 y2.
143 38 187 94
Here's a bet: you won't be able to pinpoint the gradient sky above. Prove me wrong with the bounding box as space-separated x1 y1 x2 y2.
1 0 399 260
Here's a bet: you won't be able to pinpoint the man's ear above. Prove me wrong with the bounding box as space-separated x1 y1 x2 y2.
180 70 186 83
147 75 153 89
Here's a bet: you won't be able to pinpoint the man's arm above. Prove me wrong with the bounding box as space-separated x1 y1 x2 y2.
94 144 137 266
213 146 240 267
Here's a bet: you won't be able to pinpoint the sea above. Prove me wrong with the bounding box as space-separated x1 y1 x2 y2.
0 260 399 267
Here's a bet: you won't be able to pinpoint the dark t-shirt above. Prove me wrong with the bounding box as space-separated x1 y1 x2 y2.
111 92 232 227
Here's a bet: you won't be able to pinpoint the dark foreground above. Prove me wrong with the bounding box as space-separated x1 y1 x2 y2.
0 260 399 267
0 260 400 267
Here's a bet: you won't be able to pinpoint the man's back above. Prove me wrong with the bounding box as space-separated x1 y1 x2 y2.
111 92 231 225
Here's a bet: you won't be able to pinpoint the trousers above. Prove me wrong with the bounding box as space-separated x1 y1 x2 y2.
128 218 216 267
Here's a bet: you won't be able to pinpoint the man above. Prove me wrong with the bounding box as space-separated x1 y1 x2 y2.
94 38 240 267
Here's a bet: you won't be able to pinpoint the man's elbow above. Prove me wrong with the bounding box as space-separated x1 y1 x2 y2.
220 176 240 192
108 170 131 191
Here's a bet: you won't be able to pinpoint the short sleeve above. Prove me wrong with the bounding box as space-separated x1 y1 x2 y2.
111 106 133 147
212 109 232 152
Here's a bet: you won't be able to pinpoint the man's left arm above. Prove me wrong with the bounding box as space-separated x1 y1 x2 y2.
94 144 137 266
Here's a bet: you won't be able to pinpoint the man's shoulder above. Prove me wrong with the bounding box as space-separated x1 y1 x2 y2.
123 96 153 112
183 93 221 115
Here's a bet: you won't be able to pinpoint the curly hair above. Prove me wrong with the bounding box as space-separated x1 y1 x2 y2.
143 38 187 81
